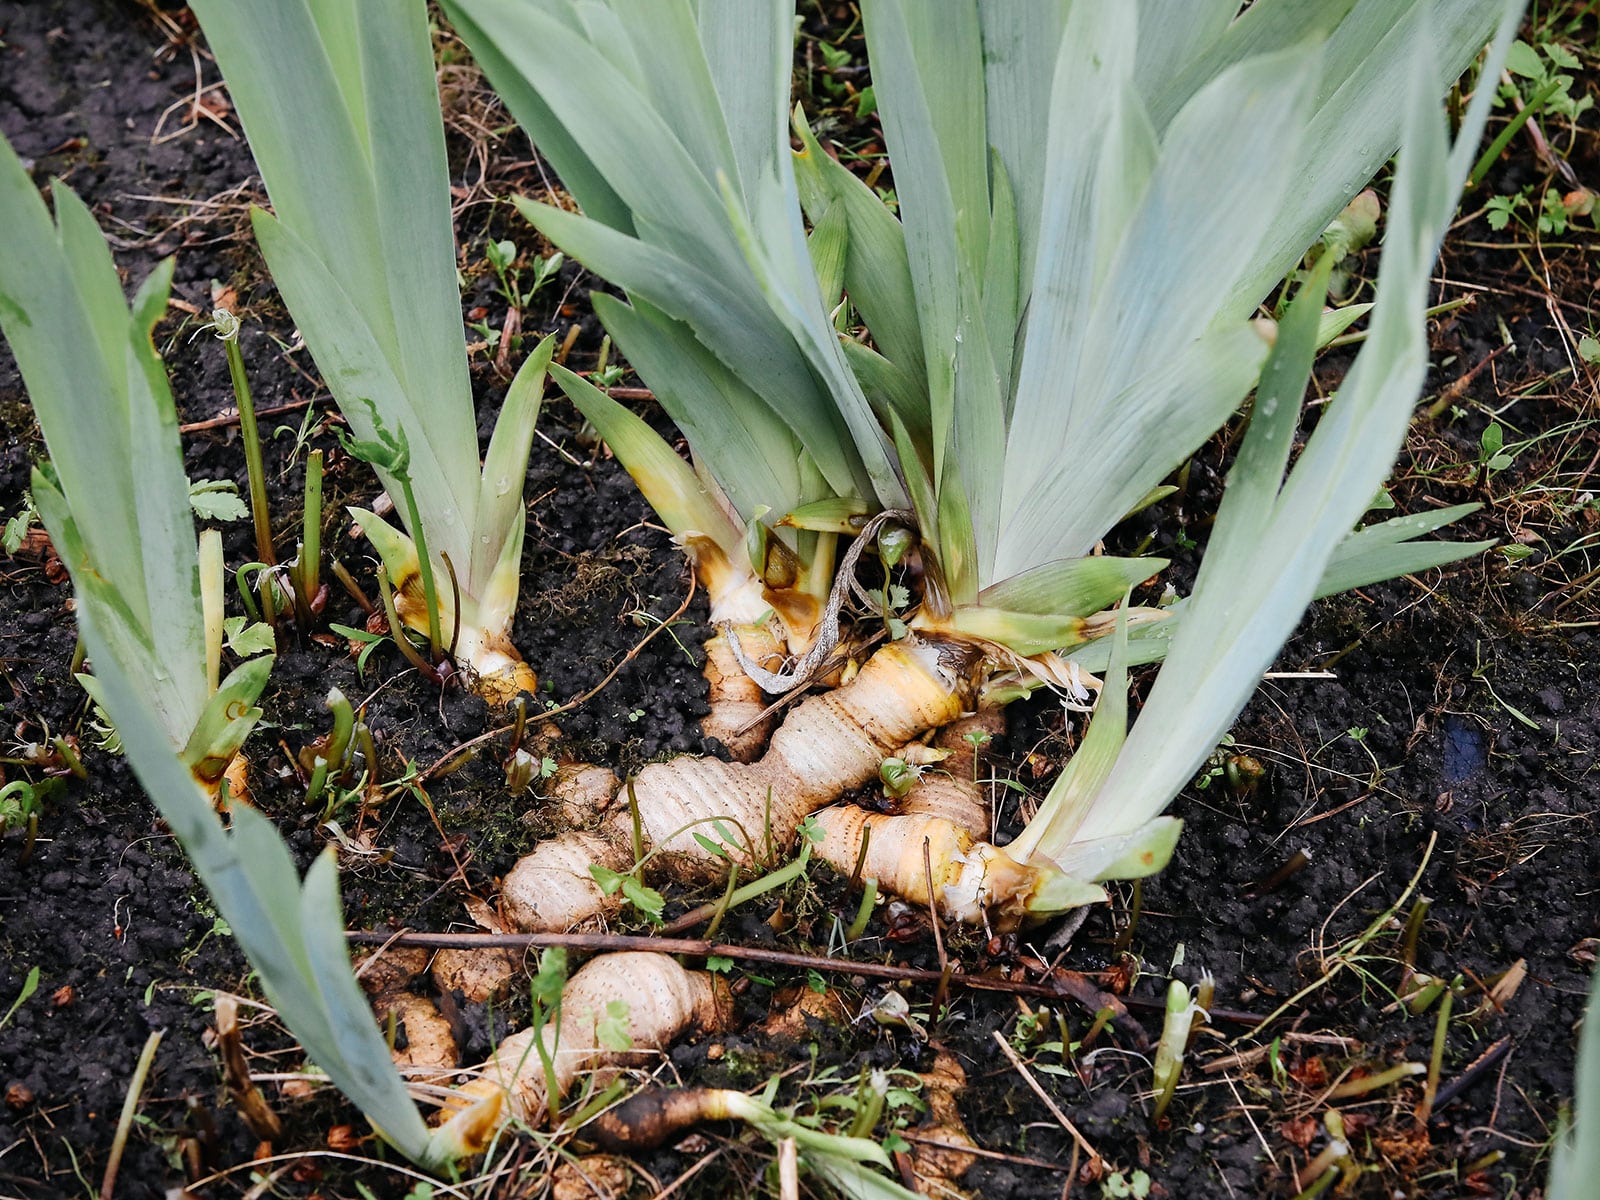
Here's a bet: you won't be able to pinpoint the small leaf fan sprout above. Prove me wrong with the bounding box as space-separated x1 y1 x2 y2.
188 0 554 704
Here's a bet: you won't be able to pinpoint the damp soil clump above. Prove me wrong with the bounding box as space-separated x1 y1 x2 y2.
2 3 1598 1199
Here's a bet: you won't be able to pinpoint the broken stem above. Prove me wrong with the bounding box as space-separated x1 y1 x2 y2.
100 1029 163 1200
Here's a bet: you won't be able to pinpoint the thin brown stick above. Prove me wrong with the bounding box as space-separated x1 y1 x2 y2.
650 1147 726 1200
1431 1036 1513 1111
343 928 1266 1022
661 865 739 937
213 994 283 1141
777 1137 798 1200
346 928 1078 1002
991 1031 1099 1166
414 571 698 782
1201 1032 1360 1075
900 1133 1071 1174
1424 344 1512 419
1220 1071 1277 1169
181 1151 475 1198
179 395 328 433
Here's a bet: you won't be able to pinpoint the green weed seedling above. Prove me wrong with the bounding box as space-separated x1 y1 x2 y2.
1103 1170 1153 1200
272 404 328 474
0 967 40 1032
0 779 54 861
486 239 565 312
328 622 392 681
1471 33 1595 235
2 491 38 554
186 478 250 524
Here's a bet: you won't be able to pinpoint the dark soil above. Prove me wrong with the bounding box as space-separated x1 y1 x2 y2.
1 3 1596 1199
